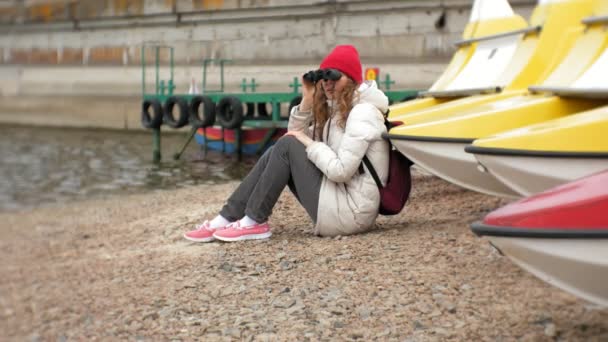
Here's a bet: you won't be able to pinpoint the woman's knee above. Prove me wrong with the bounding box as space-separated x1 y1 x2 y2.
276 135 298 146
273 135 299 154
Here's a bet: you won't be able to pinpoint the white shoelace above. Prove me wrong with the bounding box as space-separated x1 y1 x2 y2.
195 220 220 231
226 221 243 230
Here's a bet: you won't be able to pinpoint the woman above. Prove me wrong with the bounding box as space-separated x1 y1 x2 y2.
184 45 389 242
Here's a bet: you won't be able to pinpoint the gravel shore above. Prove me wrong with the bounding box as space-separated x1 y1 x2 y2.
1 174 607 341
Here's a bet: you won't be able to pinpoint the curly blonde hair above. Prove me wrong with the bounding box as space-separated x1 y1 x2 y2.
311 79 359 141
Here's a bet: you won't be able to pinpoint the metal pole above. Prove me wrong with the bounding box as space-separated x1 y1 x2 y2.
170 47 174 94
202 127 208 157
155 46 160 95
272 101 280 121
221 127 225 153
173 126 197 160
235 127 242 162
152 128 161 163
257 129 276 155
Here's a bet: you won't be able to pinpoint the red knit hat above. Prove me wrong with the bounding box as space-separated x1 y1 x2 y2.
319 45 363 84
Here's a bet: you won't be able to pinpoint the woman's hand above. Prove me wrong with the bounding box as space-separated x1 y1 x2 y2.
284 130 313 147
299 76 316 112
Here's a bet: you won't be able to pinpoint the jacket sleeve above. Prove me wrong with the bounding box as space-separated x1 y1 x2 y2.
287 105 313 138
305 104 383 183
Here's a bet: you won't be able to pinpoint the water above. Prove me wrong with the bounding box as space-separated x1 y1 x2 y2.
0 125 255 212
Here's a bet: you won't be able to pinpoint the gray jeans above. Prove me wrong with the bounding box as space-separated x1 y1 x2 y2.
219 135 323 223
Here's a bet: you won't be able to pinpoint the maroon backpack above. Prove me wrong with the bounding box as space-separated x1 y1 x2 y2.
362 119 413 215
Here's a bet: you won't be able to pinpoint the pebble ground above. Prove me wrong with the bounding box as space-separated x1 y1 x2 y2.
1 174 607 341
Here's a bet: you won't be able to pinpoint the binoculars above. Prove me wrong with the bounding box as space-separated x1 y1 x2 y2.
302 68 343 83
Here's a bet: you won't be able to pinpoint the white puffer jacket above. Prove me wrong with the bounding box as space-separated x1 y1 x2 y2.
288 81 390 236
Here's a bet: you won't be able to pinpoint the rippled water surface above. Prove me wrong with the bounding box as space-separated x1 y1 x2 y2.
0 125 255 212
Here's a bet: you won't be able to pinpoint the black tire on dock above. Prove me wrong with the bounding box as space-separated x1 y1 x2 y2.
288 96 302 113
244 102 256 119
163 96 190 129
217 96 244 129
256 103 272 118
141 99 164 129
189 95 216 128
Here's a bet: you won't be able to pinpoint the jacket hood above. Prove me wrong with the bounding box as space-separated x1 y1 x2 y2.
357 80 389 114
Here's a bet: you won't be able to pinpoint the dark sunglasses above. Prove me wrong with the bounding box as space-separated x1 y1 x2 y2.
302 68 343 83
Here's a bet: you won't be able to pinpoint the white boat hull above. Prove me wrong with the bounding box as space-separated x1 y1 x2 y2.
488 236 608 307
474 154 608 197
391 139 520 198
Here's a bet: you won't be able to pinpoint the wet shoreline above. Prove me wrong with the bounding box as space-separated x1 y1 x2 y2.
0 124 255 212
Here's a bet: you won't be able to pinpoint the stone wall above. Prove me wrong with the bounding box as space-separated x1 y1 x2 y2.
0 0 536 98
0 0 536 65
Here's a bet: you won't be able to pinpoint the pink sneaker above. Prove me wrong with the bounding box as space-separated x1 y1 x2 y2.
183 220 226 242
213 221 272 242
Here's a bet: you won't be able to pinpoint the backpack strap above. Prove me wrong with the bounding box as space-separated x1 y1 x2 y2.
359 107 391 188
362 156 383 190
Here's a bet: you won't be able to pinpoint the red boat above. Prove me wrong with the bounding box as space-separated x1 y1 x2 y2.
471 170 608 307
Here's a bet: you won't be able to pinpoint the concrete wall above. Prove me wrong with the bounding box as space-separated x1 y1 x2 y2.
0 0 536 97
0 0 536 65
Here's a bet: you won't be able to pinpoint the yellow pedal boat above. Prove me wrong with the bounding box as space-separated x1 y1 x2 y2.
466 105 608 196
388 0 529 117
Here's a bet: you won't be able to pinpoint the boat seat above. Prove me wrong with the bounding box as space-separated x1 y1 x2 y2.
527 20 608 100
425 25 541 98
388 0 529 117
